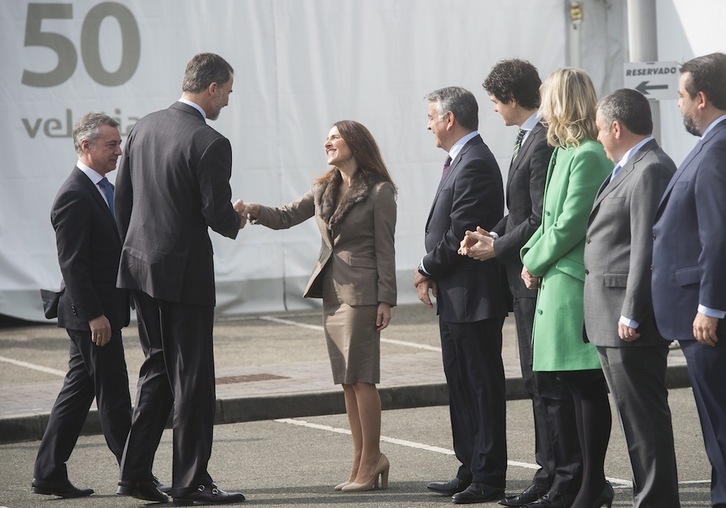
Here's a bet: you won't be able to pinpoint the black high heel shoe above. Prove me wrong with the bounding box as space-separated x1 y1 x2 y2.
588 482 614 508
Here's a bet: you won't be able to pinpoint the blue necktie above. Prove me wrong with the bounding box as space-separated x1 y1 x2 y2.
98 177 115 218
611 164 622 180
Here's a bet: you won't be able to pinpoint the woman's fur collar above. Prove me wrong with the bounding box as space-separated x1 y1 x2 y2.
316 169 380 230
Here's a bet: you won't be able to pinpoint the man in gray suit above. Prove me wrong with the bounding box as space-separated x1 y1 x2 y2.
115 53 246 505
583 88 679 507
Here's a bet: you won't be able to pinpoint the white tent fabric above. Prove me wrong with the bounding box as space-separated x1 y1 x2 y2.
1 0 721 322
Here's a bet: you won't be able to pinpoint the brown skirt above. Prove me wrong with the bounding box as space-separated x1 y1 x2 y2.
321 268 380 384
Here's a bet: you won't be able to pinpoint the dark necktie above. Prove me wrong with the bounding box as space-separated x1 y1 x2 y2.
512 128 526 161
98 177 115 218
441 156 452 181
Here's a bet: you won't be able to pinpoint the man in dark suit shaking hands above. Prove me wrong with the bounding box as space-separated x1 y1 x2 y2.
416 86 507 504
585 88 679 507
115 53 246 505
461 59 582 508
652 52 726 508
32 113 131 499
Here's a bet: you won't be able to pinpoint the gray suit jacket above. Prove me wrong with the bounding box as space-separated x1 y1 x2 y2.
115 102 241 306
583 139 675 347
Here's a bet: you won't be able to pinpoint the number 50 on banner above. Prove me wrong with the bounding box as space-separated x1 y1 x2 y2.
23 2 140 87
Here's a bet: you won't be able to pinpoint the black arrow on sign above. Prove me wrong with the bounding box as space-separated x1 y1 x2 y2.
636 81 668 95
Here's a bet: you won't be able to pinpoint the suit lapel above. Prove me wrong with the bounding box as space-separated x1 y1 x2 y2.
505 123 542 207
426 136 480 227
658 120 726 212
74 167 120 236
592 139 657 212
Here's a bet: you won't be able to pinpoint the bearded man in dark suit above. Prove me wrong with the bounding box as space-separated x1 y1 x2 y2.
114 53 246 505
652 52 726 508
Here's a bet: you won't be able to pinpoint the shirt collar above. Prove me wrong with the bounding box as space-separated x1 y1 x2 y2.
701 113 726 139
520 112 541 132
76 160 105 184
448 131 479 162
178 98 206 119
616 136 653 168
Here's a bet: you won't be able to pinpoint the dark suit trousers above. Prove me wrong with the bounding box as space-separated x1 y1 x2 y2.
120 290 215 497
34 328 131 481
513 296 582 495
440 317 507 487
681 338 726 507
597 344 680 507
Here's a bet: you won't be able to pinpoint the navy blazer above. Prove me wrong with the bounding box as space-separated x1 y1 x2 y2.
652 119 726 340
423 134 507 323
51 167 129 331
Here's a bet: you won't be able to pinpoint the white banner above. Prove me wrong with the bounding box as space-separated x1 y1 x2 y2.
3 0 630 321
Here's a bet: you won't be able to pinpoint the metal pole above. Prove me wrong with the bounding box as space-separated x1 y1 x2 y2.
569 1 583 68
627 0 661 141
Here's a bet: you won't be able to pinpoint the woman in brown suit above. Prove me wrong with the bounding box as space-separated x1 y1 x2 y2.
244 120 397 492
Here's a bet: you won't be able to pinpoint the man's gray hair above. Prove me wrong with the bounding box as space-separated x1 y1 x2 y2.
424 86 479 132
72 113 120 155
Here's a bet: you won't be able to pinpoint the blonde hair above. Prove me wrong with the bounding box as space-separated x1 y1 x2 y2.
539 68 598 149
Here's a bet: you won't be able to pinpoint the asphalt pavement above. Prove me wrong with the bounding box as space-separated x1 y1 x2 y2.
0 304 711 507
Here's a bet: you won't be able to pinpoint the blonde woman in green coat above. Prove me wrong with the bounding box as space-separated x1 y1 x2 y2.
520 68 614 508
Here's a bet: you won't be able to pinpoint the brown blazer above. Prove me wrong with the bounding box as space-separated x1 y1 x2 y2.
255 175 397 307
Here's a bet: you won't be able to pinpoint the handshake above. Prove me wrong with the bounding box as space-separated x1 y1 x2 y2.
232 200 260 230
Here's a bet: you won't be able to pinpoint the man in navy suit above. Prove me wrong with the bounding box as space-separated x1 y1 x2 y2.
652 52 726 508
32 113 131 498
462 59 582 508
416 86 508 504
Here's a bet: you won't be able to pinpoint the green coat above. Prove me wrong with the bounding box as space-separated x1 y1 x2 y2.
521 139 612 372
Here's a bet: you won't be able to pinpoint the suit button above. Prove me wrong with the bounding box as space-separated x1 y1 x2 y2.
537 309 543 315
585 269 589 275
586 238 591 244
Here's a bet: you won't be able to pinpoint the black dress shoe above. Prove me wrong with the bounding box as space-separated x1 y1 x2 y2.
154 476 173 495
117 480 169 503
452 482 505 504
500 484 548 506
173 483 245 505
426 477 471 496
31 478 93 498
523 490 573 508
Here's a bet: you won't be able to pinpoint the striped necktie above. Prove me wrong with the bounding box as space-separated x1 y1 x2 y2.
512 129 526 161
